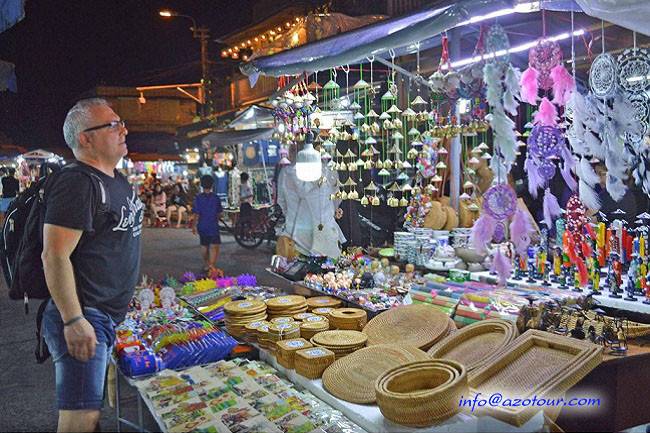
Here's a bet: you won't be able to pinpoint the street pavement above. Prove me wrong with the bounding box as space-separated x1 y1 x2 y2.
0 227 286 432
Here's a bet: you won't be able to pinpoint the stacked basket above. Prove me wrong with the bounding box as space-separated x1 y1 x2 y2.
312 307 334 317
244 320 270 344
300 316 330 340
328 308 367 331
265 295 308 320
293 312 316 321
306 296 342 311
294 347 336 379
276 338 313 369
375 359 468 427
224 300 267 338
267 323 301 355
256 324 271 350
270 317 295 326
310 330 367 359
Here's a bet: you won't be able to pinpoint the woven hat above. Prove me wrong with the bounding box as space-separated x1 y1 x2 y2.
375 359 468 427
362 304 448 350
322 344 429 403
427 319 518 376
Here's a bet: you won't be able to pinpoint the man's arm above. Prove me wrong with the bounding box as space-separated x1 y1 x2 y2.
42 223 98 362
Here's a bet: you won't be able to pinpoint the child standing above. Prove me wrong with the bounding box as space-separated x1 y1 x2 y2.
192 175 223 273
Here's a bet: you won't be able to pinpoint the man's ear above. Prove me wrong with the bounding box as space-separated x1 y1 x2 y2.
78 131 91 148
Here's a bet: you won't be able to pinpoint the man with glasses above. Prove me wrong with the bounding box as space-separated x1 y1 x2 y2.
40 98 143 432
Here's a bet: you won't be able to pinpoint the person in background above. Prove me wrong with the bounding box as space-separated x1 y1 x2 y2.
1 167 19 221
149 183 166 217
166 183 188 228
192 175 223 274
240 172 253 204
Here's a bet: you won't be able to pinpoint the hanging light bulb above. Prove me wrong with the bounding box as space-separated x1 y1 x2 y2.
296 131 322 182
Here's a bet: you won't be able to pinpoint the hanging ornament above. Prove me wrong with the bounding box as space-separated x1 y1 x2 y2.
470 184 517 252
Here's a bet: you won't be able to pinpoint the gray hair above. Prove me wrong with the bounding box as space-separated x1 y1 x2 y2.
62 98 111 150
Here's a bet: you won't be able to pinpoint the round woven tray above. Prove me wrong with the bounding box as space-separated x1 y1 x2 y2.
266 295 307 309
426 319 518 375
375 359 468 427
293 313 315 321
224 300 267 315
328 308 367 331
307 296 343 310
363 304 449 350
311 330 368 348
270 317 295 325
312 307 335 316
322 344 430 404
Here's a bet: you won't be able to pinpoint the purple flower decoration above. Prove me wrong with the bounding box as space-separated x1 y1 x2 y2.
216 277 235 288
237 274 257 287
179 271 196 284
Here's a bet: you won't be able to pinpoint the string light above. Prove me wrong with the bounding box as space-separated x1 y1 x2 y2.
227 16 305 58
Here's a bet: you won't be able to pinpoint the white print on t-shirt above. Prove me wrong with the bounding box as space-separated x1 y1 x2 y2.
113 190 144 237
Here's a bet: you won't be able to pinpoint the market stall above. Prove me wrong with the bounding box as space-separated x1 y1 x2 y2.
112 0 650 431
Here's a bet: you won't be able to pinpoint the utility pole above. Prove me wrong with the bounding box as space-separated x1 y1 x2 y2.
194 25 210 118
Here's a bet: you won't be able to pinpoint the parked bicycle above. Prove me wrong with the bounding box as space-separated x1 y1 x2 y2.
233 203 285 249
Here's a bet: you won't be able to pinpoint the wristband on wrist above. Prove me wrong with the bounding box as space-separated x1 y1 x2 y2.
63 315 84 327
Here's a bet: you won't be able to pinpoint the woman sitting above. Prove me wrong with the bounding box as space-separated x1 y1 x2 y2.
166 183 189 228
150 183 167 217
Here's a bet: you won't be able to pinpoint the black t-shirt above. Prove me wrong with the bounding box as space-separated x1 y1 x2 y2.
44 162 143 323
2 176 19 198
171 192 188 207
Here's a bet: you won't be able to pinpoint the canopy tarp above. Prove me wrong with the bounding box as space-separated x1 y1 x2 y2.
128 153 185 162
228 105 275 129
240 0 512 82
175 128 274 151
0 0 24 34
22 149 57 159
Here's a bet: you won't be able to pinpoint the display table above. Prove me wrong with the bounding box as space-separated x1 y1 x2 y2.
468 271 650 314
257 348 548 433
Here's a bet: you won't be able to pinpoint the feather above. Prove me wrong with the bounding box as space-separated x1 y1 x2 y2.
470 213 497 254
543 188 562 228
505 64 521 99
579 157 601 187
576 258 589 287
493 249 513 287
483 62 503 108
579 180 601 211
510 208 534 255
605 148 627 179
585 222 597 240
585 131 606 160
612 93 641 136
533 97 558 126
550 64 575 106
519 67 538 105
606 175 627 202
525 157 544 198
561 162 578 191
581 239 593 258
503 88 518 116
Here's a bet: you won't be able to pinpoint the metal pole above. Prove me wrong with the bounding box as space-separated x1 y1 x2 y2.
449 28 461 212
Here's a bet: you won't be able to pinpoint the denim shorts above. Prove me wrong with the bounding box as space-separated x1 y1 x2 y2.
41 300 116 410
199 233 221 246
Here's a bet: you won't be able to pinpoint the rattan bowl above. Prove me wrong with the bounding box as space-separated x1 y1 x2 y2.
328 308 367 331
375 359 468 427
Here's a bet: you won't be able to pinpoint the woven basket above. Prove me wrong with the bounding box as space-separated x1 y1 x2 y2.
270 317 295 325
468 329 602 426
268 323 301 354
322 344 430 404
363 304 448 350
311 330 367 359
293 312 315 321
257 324 271 350
375 359 468 427
244 320 269 343
328 308 367 331
294 347 336 379
427 319 518 378
312 307 335 317
277 338 313 369
300 320 330 340
307 296 343 310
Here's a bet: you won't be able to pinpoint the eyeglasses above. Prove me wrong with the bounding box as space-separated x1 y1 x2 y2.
82 119 126 133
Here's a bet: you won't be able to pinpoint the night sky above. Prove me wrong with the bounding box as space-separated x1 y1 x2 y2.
0 1 254 150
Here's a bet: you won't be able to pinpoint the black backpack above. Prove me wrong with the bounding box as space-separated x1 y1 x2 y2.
0 162 109 362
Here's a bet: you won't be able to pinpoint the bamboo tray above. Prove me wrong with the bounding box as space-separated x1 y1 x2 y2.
468 329 602 426
427 319 518 378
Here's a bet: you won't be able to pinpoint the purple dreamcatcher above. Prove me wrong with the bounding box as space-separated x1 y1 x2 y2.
471 184 517 250
525 125 576 228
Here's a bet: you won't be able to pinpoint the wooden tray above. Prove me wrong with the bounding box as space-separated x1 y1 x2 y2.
468 329 602 426
427 319 518 378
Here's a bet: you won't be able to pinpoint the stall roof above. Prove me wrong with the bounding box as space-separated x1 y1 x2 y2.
240 0 512 81
228 105 275 129
175 128 274 151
